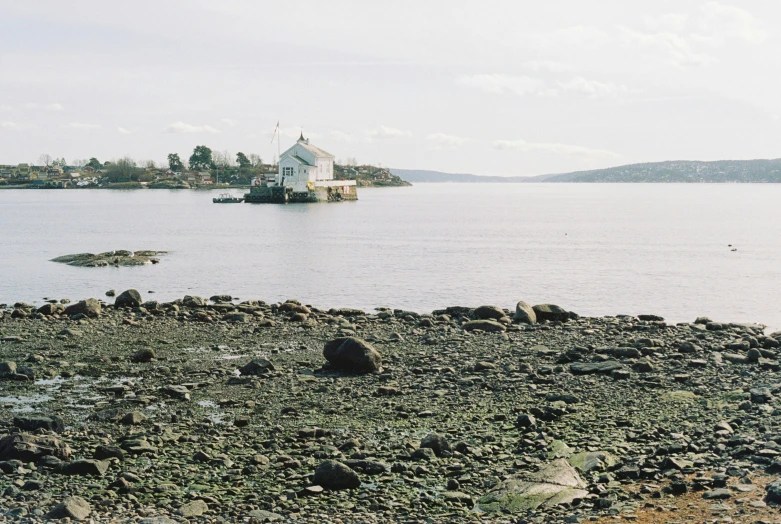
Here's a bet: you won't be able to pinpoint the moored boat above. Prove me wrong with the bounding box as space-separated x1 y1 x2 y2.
212 193 244 203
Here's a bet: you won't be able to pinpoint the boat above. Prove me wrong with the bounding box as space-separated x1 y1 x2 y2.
212 193 244 203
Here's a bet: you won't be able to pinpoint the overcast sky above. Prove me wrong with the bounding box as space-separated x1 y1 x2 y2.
1 0 779 176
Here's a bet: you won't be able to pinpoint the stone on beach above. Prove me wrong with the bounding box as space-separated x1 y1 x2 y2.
323 337 382 373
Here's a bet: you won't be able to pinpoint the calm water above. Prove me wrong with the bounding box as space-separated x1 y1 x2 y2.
1 184 780 330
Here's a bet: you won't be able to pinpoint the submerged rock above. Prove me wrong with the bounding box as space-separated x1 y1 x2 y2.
51 250 167 267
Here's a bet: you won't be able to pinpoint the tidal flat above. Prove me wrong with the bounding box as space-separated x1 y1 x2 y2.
1 294 780 523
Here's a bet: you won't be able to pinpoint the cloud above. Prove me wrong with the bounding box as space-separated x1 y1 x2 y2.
0 104 11 111
459 74 626 98
1 121 20 129
366 125 412 139
164 121 220 134
494 139 620 159
458 74 551 96
699 1 767 44
330 130 354 142
426 132 470 148
521 60 572 73
45 103 64 111
619 3 765 68
221 118 238 126
63 122 101 130
530 26 612 49
117 127 132 134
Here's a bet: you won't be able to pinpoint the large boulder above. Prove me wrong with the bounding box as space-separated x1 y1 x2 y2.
63 298 101 318
47 496 91 521
239 358 276 376
475 459 588 513
513 301 537 324
463 320 506 333
472 305 506 320
183 295 207 308
313 460 361 490
323 337 382 373
0 433 72 462
115 289 142 308
38 303 65 316
420 433 451 457
766 478 781 504
532 304 570 322
13 415 65 433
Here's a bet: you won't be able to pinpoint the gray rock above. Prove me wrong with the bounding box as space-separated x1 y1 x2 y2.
462 320 507 333
313 460 361 490
63 298 101 318
533 304 570 322
0 433 71 462
0 361 17 377
323 337 382 373
420 433 451 457
473 305 506 320
239 358 276 376
60 459 110 476
120 411 147 425
513 301 536 324
115 289 142 308
570 360 624 375
46 496 91 521
766 478 781 503
183 295 207 307
475 459 588 513
177 499 208 517
131 348 155 363
13 415 64 433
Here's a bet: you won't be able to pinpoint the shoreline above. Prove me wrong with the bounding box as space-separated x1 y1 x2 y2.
1 293 780 522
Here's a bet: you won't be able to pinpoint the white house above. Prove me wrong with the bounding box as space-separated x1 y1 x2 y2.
277 133 356 195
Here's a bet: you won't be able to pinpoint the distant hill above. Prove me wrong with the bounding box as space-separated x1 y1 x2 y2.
390 168 544 183
542 159 781 183
393 159 781 184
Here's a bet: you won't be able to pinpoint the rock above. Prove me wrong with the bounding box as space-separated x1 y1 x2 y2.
703 488 732 499
131 348 155 363
224 312 250 323
0 361 17 377
313 460 361 490
420 433 451 457
0 433 71 462
105 289 116 297
766 478 781 503
115 289 142 308
475 459 589 513
513 301 536 324
37 303 65 316
342 459 390 475
183 295 207 307
12 415 65 433
239 358 276 376
161 385 191 400
533 304 570 322
638 314 664 321
63 298 101 318
323 337 382 373
568 451 616 473
210 294 233 302
570 360 624 375
462 320 507 332
177 499 208 517
247 509 283 521
120 411 147 425
93 445 124 461
46 496 91 521
60 459 110 476
473 305 506 320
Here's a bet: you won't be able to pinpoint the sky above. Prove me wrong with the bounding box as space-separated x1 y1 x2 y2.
1 0 779 176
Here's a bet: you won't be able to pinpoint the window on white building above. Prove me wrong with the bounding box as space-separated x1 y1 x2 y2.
283 167 293 177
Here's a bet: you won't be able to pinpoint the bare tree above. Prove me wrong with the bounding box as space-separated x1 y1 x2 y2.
143 159 157 169
39 153 52 167
248 153 262 167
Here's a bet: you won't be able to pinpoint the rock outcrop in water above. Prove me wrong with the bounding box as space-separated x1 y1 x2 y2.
1 298 781 522
51 250 167 267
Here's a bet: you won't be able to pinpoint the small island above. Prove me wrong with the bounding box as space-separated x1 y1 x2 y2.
51 250 167 267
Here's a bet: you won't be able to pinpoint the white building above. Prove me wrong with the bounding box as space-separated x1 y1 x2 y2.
277 133 356 195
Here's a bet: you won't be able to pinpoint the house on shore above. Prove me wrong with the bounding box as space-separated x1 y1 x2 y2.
245 134 357 203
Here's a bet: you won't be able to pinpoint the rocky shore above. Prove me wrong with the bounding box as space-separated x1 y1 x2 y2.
1 294 781 523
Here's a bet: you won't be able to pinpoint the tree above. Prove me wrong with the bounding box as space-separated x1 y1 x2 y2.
189 145 213 171
143 159 157 170
248 153 262 167
39 153 52 167
105 157 137 183
53 157 67 167
86 158 101 170
236 152 251 169
167 153 184 171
